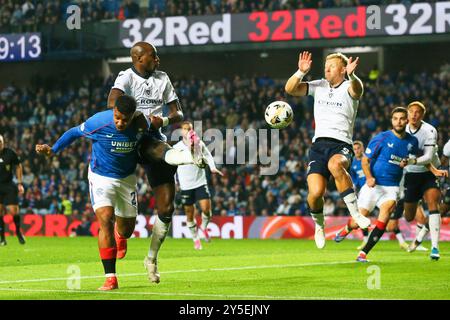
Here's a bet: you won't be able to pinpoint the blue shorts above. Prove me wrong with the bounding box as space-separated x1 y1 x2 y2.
307 138 354 180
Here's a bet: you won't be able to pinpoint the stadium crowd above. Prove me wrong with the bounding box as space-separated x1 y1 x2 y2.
0 0 430 32
0 64 448 220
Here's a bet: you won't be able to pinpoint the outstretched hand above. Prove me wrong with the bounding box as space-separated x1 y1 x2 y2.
346 56 359 76
35 144 53 156
298 51 312 73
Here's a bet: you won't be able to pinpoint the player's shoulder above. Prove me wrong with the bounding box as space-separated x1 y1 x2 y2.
372 130 390 141
5 147 17 157
153 70 170 80
420 121 437 133
85 110 113 126
116 68 134 78
309 78 328 86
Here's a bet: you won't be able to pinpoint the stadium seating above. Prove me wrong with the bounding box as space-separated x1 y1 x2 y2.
0 65 448 218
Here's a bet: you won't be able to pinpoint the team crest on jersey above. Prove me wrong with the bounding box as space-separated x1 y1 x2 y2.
407 143 413 152
145 88 152 96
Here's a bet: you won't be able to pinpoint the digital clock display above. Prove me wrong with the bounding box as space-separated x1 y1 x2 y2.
0 33 42 62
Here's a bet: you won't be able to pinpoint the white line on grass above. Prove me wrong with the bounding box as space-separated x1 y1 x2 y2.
0 261 356 285
0 287 387 300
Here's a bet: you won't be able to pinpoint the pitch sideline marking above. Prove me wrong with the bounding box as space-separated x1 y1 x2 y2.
0 287 388 300
0 261 356 285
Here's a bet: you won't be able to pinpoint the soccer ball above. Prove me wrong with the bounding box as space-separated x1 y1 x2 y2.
264 101 293 129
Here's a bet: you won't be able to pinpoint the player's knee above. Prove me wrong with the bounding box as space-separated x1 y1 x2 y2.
308 187 325 201
328 161 345 177
158 203 174 216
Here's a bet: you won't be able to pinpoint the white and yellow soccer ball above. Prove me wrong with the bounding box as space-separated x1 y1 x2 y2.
264 101 293 129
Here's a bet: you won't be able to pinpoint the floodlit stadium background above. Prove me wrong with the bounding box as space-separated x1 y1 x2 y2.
0 0 449 240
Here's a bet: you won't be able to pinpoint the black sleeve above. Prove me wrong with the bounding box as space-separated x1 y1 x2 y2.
9 149 21 166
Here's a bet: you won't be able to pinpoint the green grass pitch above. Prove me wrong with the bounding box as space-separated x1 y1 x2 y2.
0 236 449 300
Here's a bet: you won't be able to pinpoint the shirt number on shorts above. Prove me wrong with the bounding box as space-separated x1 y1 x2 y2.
130 191 137 207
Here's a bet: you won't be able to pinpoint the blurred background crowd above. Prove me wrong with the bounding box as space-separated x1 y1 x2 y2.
1 63 448 220
0 0 433 32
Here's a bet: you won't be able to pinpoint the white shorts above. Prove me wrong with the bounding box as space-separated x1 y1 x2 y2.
88 168 137 218
358 184 399 212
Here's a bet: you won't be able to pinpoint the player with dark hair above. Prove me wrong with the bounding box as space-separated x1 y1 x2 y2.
36 95 203 290
285 51 370 249
107 42 206 283
352 107 418 261
0 134 25 246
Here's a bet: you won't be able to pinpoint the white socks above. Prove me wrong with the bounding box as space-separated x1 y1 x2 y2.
187 220 198 240
416 224 429 243
395 231 406 245
164 149 193 166
201 212 211 230
429 213 441 249
311 212 324 228
342 192 361 220
148 216 170 263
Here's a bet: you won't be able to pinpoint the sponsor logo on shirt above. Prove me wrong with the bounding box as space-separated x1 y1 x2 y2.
140 98 163 105
111 140 138 153
317 99 343 107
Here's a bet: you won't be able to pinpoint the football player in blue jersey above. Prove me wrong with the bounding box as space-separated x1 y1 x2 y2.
36 95 203 290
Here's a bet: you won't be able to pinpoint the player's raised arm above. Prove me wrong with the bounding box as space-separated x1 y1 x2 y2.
346 57 364 99
285 51 312 97
35 125 84 157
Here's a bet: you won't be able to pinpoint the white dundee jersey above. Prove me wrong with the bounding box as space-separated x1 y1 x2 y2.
405 121 439 173
113 67 178 117
174 141 207 191
308 79 359 145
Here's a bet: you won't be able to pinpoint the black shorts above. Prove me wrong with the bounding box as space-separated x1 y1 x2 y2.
180 185 211 206
307 138 354 180
390 198 404 220
139 130 178 188
0 183 19 206
404 171 440 203
444 187 450 205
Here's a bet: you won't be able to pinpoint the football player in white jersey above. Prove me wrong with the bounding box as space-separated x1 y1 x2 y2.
403 101 448 260
174 121 223 250
107 42 207 283
285 51 371 249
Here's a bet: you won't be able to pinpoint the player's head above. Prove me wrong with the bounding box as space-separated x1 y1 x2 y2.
130 42 160 74
0 134 4 152
391 107 408 134
325 53 348 84
113 95 137 131
353 140 364 158
181 121 193 139
407 101 426 126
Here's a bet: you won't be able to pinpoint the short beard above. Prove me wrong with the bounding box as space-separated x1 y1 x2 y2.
393 127 406 134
